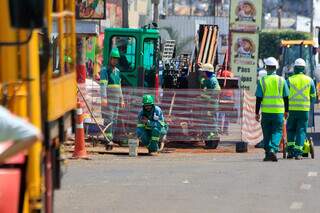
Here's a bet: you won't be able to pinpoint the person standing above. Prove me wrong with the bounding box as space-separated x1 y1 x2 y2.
255 57 289 161
199 63 221 142
286 58 316 160
100 48 125 141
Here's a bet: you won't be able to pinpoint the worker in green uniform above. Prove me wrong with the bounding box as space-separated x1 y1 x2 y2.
100 48 125 141
286 58 316 160
136 95 168 154
255 57 290 162
199 63 221 143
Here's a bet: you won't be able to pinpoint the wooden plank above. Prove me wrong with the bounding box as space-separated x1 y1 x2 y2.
207 26 218 64
202 26 212 63
197 26 208 64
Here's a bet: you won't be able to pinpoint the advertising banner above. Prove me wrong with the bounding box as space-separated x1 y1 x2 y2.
76 0 106 19
230 0 262 32
231 33 259 94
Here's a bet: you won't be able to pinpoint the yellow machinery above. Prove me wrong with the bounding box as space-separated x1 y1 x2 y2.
279 40 317 79
0 0 76 212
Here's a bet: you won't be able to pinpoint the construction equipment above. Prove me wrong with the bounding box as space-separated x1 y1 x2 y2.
103 26 160 88
0 1 76 212
279 40 318 80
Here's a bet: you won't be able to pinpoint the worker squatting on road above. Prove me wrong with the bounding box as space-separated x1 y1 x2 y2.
100 48 125 141
199 63 221 140
136 95 168 154
255 57 290 162
0 106 41 163
286 58 316 160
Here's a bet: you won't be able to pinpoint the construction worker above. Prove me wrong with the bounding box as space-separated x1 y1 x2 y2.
286 58 316 160
199 63 221 142
255 57 289 161
100 48 125 141
136 95 168 154
0 106 41 163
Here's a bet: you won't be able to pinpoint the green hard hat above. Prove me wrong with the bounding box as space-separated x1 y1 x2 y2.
110 48 120 58
142 94 154 106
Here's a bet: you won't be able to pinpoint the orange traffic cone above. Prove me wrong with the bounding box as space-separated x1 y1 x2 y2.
72 102 89 159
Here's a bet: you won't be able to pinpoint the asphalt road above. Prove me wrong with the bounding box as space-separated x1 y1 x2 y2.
55 148 320 213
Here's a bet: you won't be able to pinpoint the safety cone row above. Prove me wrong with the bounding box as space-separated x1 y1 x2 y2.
72 101 89 159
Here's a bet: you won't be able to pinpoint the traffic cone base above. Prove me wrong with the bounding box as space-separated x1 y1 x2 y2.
72 101 90 160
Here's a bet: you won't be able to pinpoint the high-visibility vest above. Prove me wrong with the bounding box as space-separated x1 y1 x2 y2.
260 74 285 113
288 73 314 111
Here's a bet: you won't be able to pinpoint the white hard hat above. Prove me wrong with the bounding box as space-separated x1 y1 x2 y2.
264 57 279 69
294 58 306 67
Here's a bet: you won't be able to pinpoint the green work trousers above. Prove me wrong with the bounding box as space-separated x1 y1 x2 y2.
287 111 309 156
136 123 167 153
261 113 284 153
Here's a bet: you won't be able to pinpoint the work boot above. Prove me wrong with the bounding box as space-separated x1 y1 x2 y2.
287 152 295 159
295 155 303 160
263 152 271 161
269 151 278 162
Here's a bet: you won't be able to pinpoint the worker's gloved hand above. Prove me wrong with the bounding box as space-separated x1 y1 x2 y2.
284 112 289 120
153 114 159 121
255 114 260 122
141 116 148 125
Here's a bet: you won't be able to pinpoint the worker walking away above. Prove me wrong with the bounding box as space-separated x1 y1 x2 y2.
255 57 289 162
286 58 316 160
136 95 168 155
0 106 41 163
100 48 125 141
199 63 221 142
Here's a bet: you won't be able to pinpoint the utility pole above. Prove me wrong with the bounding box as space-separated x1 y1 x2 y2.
189 0 192 16
277 6 282 29
152 0 160 24
310 0 314 34
122 0 129 28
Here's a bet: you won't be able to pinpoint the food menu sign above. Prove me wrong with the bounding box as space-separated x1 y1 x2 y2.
230 0 262 32
231 33 259 94
76 0 106 19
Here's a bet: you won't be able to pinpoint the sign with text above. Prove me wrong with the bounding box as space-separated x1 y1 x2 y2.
230 0 262 32
231 32 259 94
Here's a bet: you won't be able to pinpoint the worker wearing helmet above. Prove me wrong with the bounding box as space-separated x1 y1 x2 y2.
136 95 168 154
199 63 221 143
286 58 316 160
100 48 125 141
255 57 290 161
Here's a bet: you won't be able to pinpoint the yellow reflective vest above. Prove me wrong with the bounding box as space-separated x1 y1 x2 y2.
259 75 285 113
288 73 315 111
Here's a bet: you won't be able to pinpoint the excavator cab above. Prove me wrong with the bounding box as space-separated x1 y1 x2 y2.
103 27 160 88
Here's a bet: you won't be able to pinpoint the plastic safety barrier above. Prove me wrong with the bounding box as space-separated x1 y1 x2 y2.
79 80 243 144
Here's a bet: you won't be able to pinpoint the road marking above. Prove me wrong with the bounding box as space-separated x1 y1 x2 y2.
308 172 318 177
182 180 190 184
290 202 303 210
300 183 311 190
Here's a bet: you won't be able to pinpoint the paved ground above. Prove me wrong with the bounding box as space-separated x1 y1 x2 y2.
55 147 320 213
